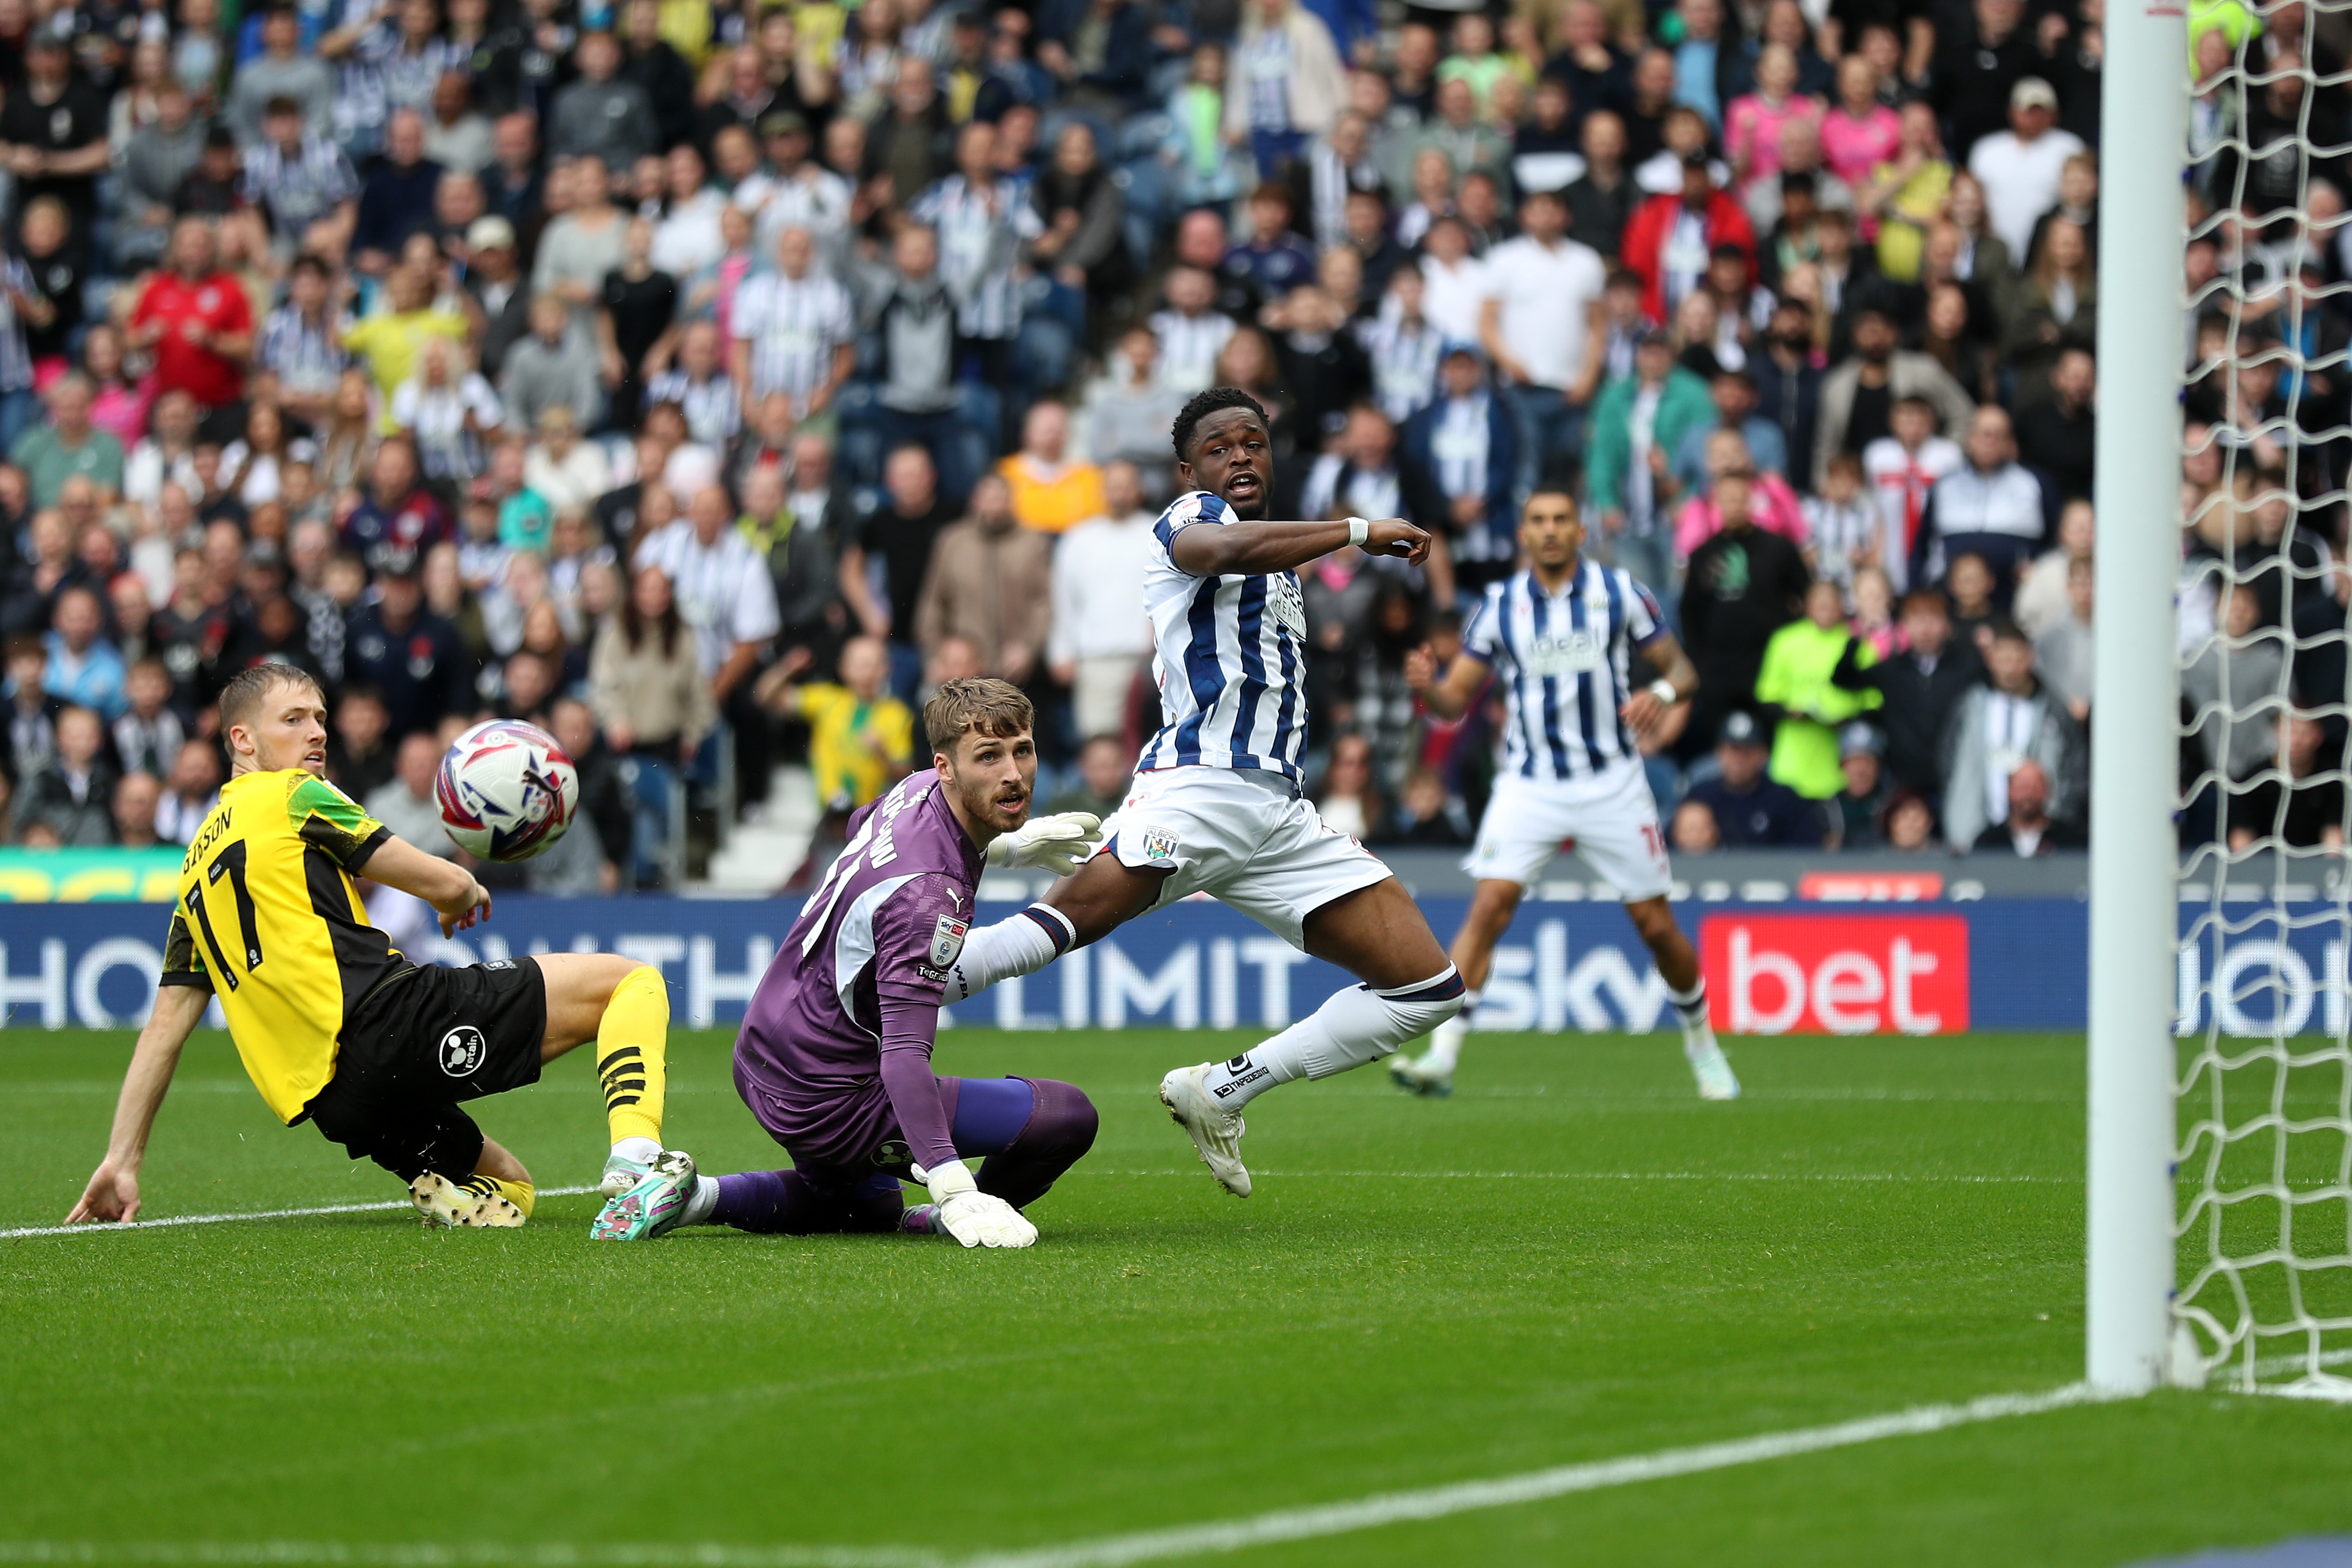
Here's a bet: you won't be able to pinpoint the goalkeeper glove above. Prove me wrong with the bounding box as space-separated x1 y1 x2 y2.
984 811 1104 876
912 1159 1037 1249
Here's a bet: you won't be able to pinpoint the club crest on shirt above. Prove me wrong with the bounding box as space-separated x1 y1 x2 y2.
929 913 970 969
1141 827 1180 865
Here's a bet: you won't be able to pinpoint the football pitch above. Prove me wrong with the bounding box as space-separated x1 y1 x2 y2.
6 1025 2351 1567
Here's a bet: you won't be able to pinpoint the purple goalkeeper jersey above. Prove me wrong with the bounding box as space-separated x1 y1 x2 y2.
734 770 981 1174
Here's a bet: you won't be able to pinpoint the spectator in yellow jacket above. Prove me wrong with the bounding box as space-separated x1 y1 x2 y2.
1754 579 1882 798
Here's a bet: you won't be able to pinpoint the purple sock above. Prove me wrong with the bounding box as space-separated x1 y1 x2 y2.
712 1170 801 1232
711 1169 901 1235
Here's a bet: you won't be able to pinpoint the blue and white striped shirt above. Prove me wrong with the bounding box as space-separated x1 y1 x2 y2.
1462 561 1667 782
1136 490 1309 783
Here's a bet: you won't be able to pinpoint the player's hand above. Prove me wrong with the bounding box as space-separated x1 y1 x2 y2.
1403 642 1440 691
66 1159 140 1224
1362 518 1432 567
986 811 1103 875
435 877 492 936
915 1159 1037 1248
1619 690 1671 737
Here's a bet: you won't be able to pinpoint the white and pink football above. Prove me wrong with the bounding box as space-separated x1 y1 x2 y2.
435 719 580 862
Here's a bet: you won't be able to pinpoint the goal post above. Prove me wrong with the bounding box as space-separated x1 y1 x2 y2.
2087 0 2187 1395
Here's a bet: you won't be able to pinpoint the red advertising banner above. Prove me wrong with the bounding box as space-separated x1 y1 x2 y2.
1699 914 1972 1034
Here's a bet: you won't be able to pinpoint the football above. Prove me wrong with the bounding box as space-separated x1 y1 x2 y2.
435 719 580 862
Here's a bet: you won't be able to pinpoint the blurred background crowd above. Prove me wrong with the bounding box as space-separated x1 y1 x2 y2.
0 0 2324 887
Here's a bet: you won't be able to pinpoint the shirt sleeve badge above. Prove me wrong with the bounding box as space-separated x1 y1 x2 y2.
929 913 970 969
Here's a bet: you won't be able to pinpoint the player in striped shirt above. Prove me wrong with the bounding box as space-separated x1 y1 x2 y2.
941 388 1468 1197
1387 488 1740 1101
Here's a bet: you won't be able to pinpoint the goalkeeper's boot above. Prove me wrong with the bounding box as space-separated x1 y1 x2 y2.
411 1173 527 1229
1687 1040 1741 1101
1388 1051 1454 1099
598 1151 652 1198
1157 1063 1252 1197
590 1149 698 1240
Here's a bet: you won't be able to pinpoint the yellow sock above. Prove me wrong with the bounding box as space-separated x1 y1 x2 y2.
596 966 670 1146
489 1177 535 1218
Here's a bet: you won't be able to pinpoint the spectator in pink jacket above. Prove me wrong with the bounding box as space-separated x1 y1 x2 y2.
1820 55 1902 195
1674 430 1811 560
1725 46 1823 198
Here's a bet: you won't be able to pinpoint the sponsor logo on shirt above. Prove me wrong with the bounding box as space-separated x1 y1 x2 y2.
1524 631 1604 677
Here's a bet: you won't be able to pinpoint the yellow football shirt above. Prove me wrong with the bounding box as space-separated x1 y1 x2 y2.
342 308 470 428
788 683 914 812
161 770 410 1123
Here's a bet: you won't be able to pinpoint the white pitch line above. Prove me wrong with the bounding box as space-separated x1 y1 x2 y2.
951 1384 2110 1568
1 1168 2076 1240
0 1187 600 1241
0 1384 2107 1568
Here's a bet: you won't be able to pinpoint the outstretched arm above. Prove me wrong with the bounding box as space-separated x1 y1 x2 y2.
361 835 493 936
66 982 211 1223
1171 516 1430 577
1620 631 1699 736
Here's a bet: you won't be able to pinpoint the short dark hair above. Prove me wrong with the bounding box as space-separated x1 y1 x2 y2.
1985 616 2031 646
218 663 324 734
924 677 1034 753
1171 386 1269 463
264 95 301 119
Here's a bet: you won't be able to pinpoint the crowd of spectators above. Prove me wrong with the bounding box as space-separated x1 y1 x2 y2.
0 0 2320 883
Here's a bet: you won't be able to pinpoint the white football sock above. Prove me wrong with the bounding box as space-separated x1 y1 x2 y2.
681 1175 720 1227
948 903 1075 1001
1421 989 1478 1074
611 1135 661 1165
1204 968 1467 1110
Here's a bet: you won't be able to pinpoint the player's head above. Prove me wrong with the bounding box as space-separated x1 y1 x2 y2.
926 677 1037 838
1172 387 1273 519
1519 489 1584 567
219 665 328 778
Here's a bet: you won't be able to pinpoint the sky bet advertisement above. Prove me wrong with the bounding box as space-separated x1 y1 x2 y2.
3 882 2346 1039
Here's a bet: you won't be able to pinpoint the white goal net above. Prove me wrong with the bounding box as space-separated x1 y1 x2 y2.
2173 0 2352 1394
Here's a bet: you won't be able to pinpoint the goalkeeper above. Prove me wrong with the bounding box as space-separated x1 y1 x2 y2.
632 678 1103 1248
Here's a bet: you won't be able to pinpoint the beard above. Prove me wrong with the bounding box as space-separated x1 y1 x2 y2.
952 768 1032 834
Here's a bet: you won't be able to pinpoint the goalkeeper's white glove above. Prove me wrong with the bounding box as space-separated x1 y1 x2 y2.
913 1159 1037 1249
984 811 1103 876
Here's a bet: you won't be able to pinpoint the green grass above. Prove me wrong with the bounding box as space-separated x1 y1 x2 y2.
5 1025 2351 1566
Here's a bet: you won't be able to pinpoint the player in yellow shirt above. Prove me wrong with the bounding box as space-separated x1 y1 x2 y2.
66 665 697 1239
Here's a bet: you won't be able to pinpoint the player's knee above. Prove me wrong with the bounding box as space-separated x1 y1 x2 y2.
1371 967 1469 1039
1023 1077 1100 1160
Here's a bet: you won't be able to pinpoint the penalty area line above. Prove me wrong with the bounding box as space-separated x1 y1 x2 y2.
0 1186 600 1241
0 1383 2107 1568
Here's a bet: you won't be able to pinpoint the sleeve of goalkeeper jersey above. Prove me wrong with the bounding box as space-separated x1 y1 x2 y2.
866 871 968 1174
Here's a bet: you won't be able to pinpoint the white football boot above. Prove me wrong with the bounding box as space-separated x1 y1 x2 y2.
1157 1063 1252 1197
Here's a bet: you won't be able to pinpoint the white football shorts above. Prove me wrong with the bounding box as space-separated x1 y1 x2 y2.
1463 762 1673 901
1096 765 1394 949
